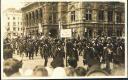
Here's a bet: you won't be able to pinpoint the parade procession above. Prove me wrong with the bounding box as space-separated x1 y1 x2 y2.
2 2 126 78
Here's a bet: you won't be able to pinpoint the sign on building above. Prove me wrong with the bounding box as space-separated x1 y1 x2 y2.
60 29 72 38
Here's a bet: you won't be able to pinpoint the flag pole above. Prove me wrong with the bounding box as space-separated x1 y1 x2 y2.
59 19 62 38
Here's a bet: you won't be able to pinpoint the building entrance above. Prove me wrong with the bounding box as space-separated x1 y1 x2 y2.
49 28 58 38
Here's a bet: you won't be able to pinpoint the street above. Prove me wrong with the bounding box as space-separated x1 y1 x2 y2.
13 52 125 76
13 53 85 69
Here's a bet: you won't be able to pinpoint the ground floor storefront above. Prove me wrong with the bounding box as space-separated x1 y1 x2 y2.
25 23 124 39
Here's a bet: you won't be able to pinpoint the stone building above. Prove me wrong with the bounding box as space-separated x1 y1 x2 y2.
21 2 125 38
4 8 24 39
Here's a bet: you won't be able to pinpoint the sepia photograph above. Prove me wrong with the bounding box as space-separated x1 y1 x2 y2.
1 0 127 79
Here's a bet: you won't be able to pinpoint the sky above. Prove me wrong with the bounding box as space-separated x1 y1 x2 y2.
1 0 25 12
1 0 126 12
1 0 25 38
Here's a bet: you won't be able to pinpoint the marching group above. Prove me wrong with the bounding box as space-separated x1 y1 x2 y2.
3 35 125 77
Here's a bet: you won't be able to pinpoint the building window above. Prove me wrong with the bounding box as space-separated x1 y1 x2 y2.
21 22 22 25
87 28 92 37
7 27 10 31
32 12 34 20
98 28 103 36
116 12 122 23
53 13 57 23
18 28 19 31
26 14 28 20
13 27 16 31
108 11 113 22
26 14 28 25
85 10 92 20
39 8 43 18
13 17 15 20
49 14 52 23
23 28 25 31
18 22 19 25
29 13 31 20
36 10 38 19
117 29 122 37
8 17 10 20
13 33 16 36
8 22 10 26
107 27 113 37
99 10 104 21
8 33 11 36
13 22 16 26
71 11 75 22
21 28 22 31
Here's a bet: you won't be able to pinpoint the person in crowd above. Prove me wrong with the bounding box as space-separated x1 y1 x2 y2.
28 40 35 60
75 67 87 76
65 67 76 76
3 39 13 60
51 45 65 68
33 65 48 77
83 42 100 70
103 44 113 74
86 65 109 76
86 70 109 76
34 39 40 56
3 35 125 77
68 56 77 68
43 39 50 67
3 58 22 77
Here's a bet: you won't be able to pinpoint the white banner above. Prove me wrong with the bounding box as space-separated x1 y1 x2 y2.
61 29 72 38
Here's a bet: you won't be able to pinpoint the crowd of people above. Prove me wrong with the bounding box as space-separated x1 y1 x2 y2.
3 58 124 77
3 34 125 77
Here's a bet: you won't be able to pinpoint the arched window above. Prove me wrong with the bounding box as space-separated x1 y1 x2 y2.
32 12 35 19
29 13 31 20
26 14 28 26
39 8 43 18
36 10 38 19
26 14 28 20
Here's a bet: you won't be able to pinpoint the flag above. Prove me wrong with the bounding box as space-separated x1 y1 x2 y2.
38 23 42 33
59 20 62 30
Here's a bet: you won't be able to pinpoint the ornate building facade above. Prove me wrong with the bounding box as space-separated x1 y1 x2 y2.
4 8 24 39
21 2 125 38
